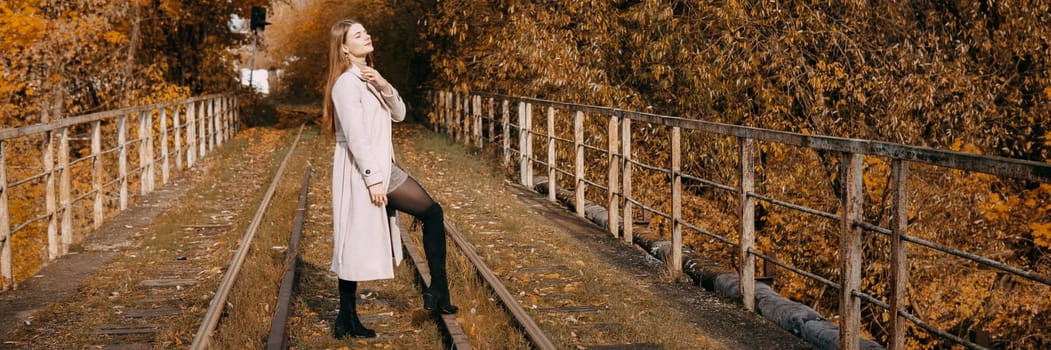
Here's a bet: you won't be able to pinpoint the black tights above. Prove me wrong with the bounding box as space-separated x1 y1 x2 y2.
386 176 450 296
338 176 450 317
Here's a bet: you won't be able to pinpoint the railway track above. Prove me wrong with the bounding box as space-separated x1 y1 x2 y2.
190 126 306 348
263 183 659 349
259 124 725 349
258 164 530 349
260 175 641 349
248 129 641 349
164 123 485 348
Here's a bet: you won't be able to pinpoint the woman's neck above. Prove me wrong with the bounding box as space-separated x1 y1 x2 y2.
351 58 368 68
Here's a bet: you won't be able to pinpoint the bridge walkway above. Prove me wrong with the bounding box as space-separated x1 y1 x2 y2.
0 123 812 349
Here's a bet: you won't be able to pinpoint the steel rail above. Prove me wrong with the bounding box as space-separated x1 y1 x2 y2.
265 165 313 350
190 124 305 350
444 221 558 350
401 229 473 349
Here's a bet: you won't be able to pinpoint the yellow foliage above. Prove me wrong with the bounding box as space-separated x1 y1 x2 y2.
984 193 1011 222
1030 222 1051 247
950 139 983 154
102 30 125 45
984 182 1051 250
0 3 46 48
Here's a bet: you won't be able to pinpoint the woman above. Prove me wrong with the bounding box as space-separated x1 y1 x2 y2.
322 19 459 339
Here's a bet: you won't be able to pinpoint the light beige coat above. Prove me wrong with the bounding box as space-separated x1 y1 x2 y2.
330 65 406 281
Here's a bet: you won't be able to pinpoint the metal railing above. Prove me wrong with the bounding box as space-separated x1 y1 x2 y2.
0 94 239 291
428 90 1051 350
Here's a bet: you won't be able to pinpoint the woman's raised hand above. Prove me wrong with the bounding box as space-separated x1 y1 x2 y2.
359 66 391 95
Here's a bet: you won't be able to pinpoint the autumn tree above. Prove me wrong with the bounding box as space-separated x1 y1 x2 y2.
1 0 273 126
0 0 274 288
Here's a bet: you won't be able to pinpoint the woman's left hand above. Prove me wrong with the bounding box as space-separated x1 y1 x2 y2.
359 66 392 95
367 182 387 206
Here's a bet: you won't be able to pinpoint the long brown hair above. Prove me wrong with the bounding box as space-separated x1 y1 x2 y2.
322 19 373 134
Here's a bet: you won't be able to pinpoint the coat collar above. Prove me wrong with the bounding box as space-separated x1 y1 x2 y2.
347 64 364 80
347 65 390 111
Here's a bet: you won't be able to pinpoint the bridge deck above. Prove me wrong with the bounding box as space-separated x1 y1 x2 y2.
0 123 812 349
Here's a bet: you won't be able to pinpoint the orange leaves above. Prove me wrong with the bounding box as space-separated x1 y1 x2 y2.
807 60 846 93
913 269 997 335
102 30 126 45
983 182 1051 250
0 3 45 49
949 139 983 154
1030 222 1051 248
2 0 216 124
979 193 1013 220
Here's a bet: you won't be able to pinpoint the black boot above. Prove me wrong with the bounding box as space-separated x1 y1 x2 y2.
334 279 376 339
423 288 459 314
419 204 458 314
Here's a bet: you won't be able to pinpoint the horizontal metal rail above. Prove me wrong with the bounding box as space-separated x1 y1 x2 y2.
681 221 736 247
749 249 839 291
579 143 608 154
6 171 48 189
551 167 573 179
901 232 1051 285
10 214 49 237
0 94 228 141
748 192 841 222
679 172 737 193
579 177 608 192
625 197 671 221
626 157 672 175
